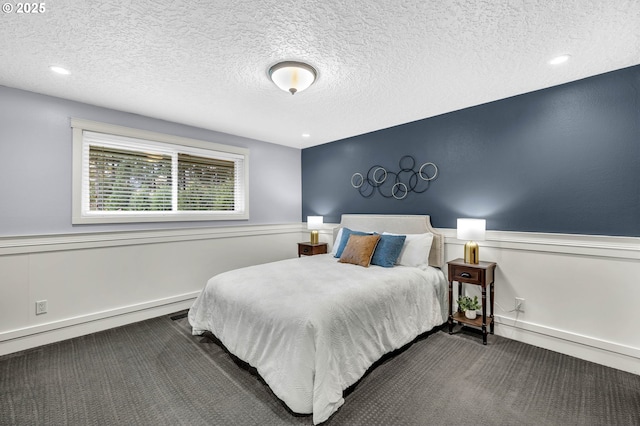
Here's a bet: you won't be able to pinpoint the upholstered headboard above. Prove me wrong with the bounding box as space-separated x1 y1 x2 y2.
333 214 444 268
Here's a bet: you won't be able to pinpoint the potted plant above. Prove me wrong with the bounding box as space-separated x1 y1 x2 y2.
457 295 481 319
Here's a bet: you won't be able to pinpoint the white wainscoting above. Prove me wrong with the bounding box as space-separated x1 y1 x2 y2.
318 225 640 375
441 229 640 375
2 224 639 376
0 224 306 356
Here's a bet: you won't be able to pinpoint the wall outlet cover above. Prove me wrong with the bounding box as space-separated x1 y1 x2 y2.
36 300 47 315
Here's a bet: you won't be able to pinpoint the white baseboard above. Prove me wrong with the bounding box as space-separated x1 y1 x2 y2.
494 316 640 375
0 293 198 356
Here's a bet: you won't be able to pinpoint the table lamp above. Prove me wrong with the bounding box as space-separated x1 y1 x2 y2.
307 216 323 244
457 218 486 264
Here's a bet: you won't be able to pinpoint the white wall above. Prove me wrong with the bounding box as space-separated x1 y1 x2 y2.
317 226 640 375
0 86 305 354
453 230 640 375
0 224 306 355
2 224 639 377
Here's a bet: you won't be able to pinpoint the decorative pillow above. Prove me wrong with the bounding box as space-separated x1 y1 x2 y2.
370 234 407 267
333 227 371 258
338 234 381 267
383 232 434 267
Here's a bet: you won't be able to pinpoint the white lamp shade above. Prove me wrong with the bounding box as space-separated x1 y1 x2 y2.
307 216 323 230
457 218 486 241
269 62 317 95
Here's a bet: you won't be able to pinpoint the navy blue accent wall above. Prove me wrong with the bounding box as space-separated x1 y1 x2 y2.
302 65 640 236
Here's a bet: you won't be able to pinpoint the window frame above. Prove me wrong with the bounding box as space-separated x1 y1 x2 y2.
71 118 249 224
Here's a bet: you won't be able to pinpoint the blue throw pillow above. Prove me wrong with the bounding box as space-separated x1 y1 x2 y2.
371 234 407 267
334 228 371 258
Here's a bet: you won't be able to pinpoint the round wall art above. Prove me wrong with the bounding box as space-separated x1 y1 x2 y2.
351 155 438 199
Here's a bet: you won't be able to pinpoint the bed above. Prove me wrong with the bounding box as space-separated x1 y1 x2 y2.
188 214 448 424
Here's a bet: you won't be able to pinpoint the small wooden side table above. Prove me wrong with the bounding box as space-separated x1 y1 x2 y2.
447 258 497 345
298 242 328 257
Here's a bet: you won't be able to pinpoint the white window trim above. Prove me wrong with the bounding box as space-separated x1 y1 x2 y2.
71 118 249 224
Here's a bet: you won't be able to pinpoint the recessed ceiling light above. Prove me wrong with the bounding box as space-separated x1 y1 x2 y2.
549 54 571 65
302 133 311 138
49 65 70 75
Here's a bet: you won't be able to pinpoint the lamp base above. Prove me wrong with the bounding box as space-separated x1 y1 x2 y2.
464 241 479 264
310 230 319 244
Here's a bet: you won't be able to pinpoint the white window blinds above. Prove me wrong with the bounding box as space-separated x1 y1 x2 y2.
72 119 249 224
89 145 173 212
177 153 240 211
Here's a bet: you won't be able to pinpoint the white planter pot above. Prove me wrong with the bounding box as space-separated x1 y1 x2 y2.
465 310 477 320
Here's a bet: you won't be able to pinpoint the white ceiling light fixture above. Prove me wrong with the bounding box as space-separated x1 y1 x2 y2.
49 65 70 75
268 61 317 95
549 54 571 65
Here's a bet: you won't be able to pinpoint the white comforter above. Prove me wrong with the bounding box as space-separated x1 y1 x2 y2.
188 254 447 424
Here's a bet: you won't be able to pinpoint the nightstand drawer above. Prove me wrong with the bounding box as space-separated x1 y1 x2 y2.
449 265 483 284
298 242 328 257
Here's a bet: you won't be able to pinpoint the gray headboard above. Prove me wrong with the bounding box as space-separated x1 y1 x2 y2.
333 214 444 268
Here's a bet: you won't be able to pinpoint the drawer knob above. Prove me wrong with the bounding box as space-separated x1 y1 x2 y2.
460 272 471 278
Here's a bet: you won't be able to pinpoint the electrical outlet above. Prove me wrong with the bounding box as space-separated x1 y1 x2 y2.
515 297 525 313
36 300 47 315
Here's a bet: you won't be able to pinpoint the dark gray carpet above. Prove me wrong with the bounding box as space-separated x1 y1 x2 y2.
1 313 639 425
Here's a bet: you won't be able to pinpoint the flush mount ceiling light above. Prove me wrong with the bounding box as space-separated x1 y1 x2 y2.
268 61 317 95
49 65 70 75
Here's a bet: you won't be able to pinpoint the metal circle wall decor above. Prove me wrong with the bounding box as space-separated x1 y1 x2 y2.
350 155 438 199
351 172 364 188
372 167 387 184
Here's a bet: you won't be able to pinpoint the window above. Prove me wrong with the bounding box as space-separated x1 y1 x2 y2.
72 119 249 224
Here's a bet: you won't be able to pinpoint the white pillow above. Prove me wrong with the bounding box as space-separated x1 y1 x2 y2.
383 232 433 267
331 227 344 256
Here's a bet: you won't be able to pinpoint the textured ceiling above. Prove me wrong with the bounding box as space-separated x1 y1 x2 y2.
1 1 638 148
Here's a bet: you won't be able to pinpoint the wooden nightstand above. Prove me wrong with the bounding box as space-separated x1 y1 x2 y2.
447 258 497 345
298 242 328 257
